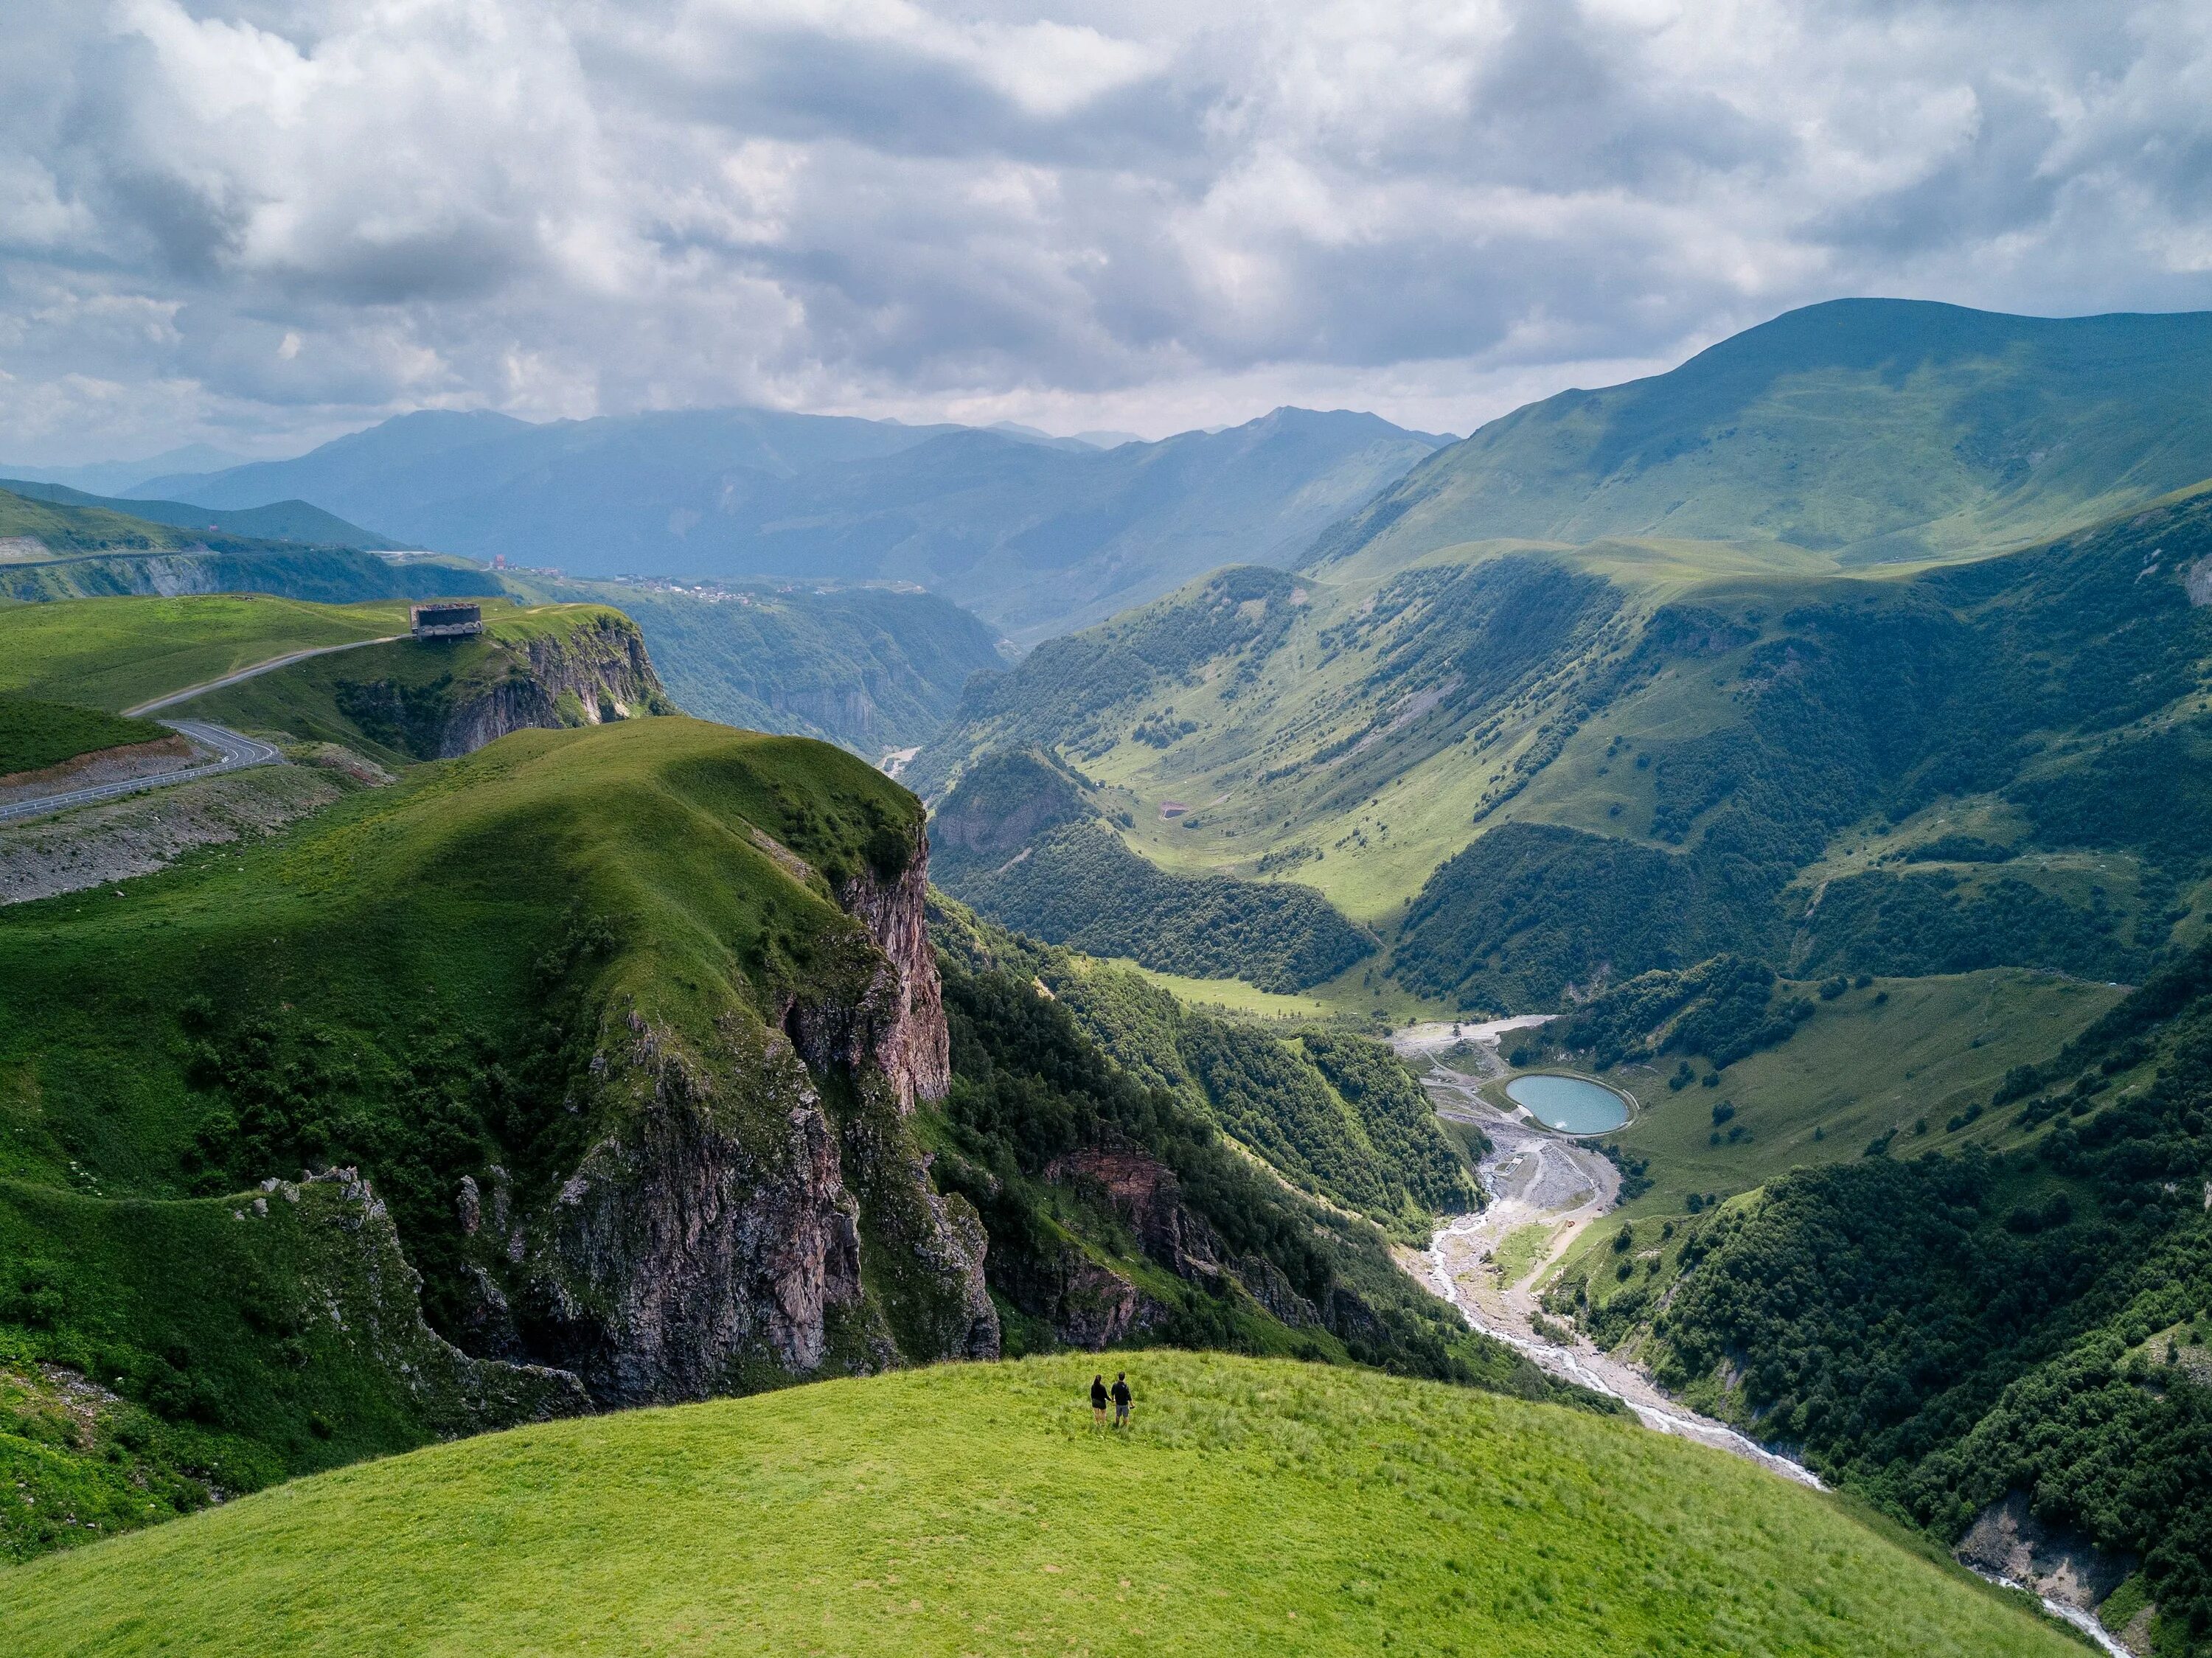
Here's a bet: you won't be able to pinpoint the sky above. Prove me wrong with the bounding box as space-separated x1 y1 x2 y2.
6 0 2212 464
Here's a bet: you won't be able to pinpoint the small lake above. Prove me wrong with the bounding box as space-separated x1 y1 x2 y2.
1505 1073 1630 1134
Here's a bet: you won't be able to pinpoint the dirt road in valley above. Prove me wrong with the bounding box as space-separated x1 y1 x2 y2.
1395 1024 1825 1485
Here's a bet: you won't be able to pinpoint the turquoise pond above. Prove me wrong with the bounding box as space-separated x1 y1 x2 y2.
1505 1073 1630 1133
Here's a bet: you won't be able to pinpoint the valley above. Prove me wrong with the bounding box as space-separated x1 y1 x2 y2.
4 299 2211 1657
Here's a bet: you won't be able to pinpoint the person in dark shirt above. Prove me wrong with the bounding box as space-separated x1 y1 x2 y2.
1110 1372 1132 1429
1091 1373 1108 1427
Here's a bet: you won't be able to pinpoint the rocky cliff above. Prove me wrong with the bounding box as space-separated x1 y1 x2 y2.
456 817 997 1407
434 613 664 757
319 608 671 764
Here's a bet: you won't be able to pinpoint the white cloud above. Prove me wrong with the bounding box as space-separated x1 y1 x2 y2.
2 0 2211 461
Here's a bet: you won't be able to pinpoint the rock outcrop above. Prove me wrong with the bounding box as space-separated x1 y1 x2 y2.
284 1168 590 1432
1955 1492 2137 1620
484 821 996 1405
434 613 664 757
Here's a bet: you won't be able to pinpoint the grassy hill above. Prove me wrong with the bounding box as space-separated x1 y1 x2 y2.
1315 299 2212 577
0 594 408 712
0 1351 2081 1657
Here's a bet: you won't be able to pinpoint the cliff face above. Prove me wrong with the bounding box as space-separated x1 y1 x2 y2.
436 615 664 757
470 822 995 1407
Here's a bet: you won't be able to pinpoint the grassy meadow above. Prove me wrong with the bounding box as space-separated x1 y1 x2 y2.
0 594 410 712
0 1352 2081 1657
1568 969 2126 1219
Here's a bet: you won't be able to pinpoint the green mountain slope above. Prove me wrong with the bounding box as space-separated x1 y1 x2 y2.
918 481 2212 1017
0 477 405 550
931 748 1375 992
1316 299 2212 577
0 719 995 1528
0 1352 2080 1658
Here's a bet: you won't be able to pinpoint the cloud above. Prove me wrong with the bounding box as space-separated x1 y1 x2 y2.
4 0 2212 461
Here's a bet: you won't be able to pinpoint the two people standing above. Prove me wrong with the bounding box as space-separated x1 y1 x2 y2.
1088 1372 1133 1429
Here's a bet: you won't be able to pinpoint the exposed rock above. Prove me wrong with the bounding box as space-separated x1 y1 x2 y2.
840 844 953 1109
1955 1491 2137 1616
1046 1145 1224 1282
293 1167 588 1432
506 824 995 1404
435 613 664 758
520 1018 869 1403
999 1242 1168 1350
0 766 344 906
1232 1253 1320 1328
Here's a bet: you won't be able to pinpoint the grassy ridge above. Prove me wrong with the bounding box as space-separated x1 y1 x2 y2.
1314 299 2212 576
0 695 170 776
0 1353 2079 1657
0 594 407 712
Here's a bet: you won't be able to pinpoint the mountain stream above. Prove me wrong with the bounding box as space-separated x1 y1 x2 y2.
1393 1020 2130 1656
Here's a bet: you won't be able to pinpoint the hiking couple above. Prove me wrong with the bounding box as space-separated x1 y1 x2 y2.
1089 1372 1133 1429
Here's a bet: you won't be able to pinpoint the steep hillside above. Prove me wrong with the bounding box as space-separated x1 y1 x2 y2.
504 573 1006 755
930 748 1375 992
917 484 2212 1020
135 406 1447 642
172 604 673 767
931 894 1470 1250
1315 299 2212 576
0 1353 2083 1657
0 487 493 605
1539 941 2212 1654
0 718 999 1539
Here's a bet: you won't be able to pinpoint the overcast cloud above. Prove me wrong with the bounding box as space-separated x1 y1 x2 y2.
5 0 2212 463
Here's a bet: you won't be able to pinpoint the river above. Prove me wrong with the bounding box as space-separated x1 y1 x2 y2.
1394 1020 2132 1654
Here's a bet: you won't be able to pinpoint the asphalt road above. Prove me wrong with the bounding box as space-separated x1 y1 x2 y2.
122 634 403 717
1 632 403 826
0 720 282 825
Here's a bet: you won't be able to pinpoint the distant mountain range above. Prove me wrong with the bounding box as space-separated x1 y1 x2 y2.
1316 298 2212 574
0 445 254 498
128 406 1452 643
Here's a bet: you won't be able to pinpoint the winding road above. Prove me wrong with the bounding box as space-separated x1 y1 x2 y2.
0 633 402 825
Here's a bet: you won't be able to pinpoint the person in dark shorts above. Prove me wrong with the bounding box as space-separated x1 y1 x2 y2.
1091 1373 1109 1427
1110 1372 1132 1429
